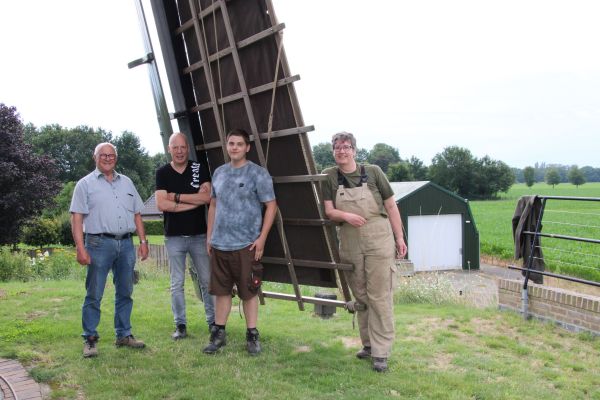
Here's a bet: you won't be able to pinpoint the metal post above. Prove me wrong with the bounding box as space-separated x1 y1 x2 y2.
129 0 172 155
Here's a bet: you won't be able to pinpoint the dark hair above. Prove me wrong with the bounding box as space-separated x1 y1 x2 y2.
226 128 251 145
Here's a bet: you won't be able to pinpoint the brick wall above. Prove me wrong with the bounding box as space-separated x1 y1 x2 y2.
498 279 600 335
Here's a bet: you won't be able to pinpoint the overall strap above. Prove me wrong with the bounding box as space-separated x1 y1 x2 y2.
359 164 368 184
337 164 368 188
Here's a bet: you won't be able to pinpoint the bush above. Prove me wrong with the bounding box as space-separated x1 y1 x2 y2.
22 218 60 248
56 212 75 246
143 220 164 236
0 247 33 282
43 248 83 280
395 273 461 305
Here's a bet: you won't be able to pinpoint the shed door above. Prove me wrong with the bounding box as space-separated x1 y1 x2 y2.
407 214 462 271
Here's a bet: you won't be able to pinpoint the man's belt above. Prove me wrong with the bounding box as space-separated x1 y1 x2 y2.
87 232 132 240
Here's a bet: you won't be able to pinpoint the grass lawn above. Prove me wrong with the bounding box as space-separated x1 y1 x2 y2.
1 262 599 399
471 183 600 281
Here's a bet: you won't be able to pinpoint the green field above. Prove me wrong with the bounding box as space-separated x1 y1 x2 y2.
471 183 600 281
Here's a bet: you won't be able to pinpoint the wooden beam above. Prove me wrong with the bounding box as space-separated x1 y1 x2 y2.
261 257 353 271
182 23 286 75
194 125 314 151
282 218 336 226
187 0 227 160
272 174 327 184
262 292 348 308
189 75 300 113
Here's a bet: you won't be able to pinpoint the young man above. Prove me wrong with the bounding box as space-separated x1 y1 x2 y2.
203 128 277 356
155 132 215 339
70 142 149 358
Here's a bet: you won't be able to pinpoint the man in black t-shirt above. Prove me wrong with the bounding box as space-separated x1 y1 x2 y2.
155 132 214 339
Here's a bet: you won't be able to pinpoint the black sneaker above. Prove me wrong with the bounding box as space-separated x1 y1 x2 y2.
203 325 226 354
356 346 371 360
83 336 98 358
246 328 261 356
172 324 187 340
372 357 388 372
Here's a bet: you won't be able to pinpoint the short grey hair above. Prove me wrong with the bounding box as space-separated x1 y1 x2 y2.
331 131 356 149
93 142 118 157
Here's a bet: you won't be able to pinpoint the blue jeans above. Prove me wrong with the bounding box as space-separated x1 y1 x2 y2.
82 235 136 339
165 235 215 327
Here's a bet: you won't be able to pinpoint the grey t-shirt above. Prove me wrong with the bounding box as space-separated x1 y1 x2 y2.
210 161 275 251
70 169 144 235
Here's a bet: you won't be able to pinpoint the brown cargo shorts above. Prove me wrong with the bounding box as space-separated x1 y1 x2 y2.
209 245 263 300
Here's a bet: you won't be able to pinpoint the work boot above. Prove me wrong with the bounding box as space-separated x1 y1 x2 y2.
203 325 226 354
246 328 261 356
83 336 98 358
115 335 146 348
172 324 187 340
372 357 388 373
356 346 371 360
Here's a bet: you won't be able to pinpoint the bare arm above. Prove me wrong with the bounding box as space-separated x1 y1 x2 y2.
383 196 407 259
176 182 211 205
323 200 367 227
134 213 149 261
206 197 217 256
249 200 278 260
71 213 90 265
155 189 199 213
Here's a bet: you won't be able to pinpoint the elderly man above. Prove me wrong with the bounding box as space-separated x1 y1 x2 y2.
70 142 149 358
155 132 215 339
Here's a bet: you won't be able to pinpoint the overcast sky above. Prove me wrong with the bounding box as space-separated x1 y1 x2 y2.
1 0 599 168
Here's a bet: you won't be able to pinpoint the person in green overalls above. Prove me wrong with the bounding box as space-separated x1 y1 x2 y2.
322 132 407 373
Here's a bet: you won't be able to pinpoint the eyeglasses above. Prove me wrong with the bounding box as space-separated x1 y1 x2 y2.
98 153 116 160
333 145 354 152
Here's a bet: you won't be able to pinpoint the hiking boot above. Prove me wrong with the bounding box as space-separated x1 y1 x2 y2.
203 326 226 354
356 346 371 360
372 357 388 372
172 324 187 340
246 328 261 356
83 336 98 358
115 335 146 348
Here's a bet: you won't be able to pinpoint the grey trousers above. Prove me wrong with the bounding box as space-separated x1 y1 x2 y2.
165 235 215 327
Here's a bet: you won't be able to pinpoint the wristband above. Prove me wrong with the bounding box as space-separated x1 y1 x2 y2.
175 193 180 203
140 240 148 244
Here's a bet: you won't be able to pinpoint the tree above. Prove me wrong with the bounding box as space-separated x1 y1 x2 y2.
473 156 514 198
151 152 168 172
0 104 61 246
545 168 561 188
367 143 400 173
567 166 586 187
311 142 336 172
24 124 112 183
43 181 76 218
581 166 600 182
387 161 413 182
523 166 535 187
429 146 476 198
407 156 428 181
355 147 369 164
112 131 154 200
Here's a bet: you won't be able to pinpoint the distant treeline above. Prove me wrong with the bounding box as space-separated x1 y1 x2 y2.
512 163 600 183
